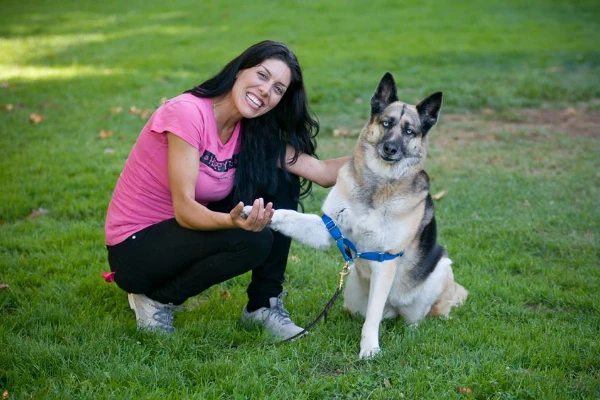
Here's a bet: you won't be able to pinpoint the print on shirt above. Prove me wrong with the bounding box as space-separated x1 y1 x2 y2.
200 150 239 172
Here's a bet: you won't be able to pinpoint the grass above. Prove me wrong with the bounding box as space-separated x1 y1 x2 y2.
1 0 599 398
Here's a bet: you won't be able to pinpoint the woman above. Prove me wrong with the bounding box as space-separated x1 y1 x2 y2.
105 40 348 339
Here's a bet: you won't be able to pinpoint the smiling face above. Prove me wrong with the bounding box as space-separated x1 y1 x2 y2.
231 58 292 119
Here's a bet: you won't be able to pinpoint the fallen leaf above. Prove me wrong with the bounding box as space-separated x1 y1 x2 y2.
219 290 231 300
334 368 344 375
0 284 10 291
104 148 115 154
383 377 392 389
26 208 49 219
333 128 350 137
129 106 142 115
41 101 57 108
563 107 578 118
290 255 301 263
432 189 447 201
140 109 152 119
457 386 473 394
110 106 122 114
2 104 14 111
185 296 210 309
0 82 10 88
160 97 168 104
332 128 358 138
99 129 113 138
2 389 8 399
29 114 45 124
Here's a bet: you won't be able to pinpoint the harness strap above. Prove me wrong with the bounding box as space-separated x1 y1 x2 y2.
322 214 357 261
360 249 405 262
321 214 404 262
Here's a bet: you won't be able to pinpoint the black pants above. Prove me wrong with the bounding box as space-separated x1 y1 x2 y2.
106 172 299 309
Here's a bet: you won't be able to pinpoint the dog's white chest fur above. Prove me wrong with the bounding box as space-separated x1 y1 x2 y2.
323 175 423 257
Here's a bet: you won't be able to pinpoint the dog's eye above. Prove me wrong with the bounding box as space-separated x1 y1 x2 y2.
405 128 413 135
382 120 390 128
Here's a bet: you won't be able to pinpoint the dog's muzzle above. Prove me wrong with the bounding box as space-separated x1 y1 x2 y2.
377 140 402 162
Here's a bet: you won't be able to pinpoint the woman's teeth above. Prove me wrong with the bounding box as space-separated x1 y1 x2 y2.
246 93 263 108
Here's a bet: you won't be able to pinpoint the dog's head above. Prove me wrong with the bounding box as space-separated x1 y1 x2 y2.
358 72 443 177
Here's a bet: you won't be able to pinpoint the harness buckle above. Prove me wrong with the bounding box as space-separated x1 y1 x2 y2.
324 220 337 231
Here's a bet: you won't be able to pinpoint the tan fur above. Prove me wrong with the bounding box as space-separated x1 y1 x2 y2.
427 272 469 318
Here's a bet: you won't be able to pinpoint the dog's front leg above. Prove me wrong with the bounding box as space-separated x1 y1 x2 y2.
242 206 333 250
359 260 397 359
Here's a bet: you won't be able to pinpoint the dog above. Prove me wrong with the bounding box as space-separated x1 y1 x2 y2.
246 72 468 358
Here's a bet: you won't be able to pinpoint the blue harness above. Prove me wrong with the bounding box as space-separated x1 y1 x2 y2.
321 214 404 262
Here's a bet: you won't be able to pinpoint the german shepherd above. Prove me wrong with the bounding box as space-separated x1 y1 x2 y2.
249 72 468 358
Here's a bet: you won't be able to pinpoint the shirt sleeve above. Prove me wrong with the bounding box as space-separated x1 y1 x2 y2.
148 98 206 149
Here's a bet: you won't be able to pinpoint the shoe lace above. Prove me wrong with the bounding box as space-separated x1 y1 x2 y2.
269 292 293 326
153 304 183 332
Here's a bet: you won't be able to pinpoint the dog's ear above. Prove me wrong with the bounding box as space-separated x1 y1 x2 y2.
371 72 398 115
416 91 443 134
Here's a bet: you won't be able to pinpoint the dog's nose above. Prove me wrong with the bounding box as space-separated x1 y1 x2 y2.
383 141 399 156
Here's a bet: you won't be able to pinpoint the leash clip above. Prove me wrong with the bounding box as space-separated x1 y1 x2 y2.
338 261 351 290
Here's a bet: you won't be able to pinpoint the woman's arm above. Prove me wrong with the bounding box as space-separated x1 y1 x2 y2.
282 144 349 188
167 133 273 231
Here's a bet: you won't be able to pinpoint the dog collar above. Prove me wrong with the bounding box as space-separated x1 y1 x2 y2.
321 214 403 262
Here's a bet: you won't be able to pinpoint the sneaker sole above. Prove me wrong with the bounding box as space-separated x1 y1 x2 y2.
282 330 308 342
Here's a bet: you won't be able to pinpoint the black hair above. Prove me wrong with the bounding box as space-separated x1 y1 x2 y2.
185 40 319 206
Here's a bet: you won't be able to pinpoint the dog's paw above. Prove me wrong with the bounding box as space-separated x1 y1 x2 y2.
359 336 381 359
359 346 381 360
241 205 253 219
267 209 292 231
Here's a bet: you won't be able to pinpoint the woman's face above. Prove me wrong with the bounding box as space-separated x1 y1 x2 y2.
231 58 292 119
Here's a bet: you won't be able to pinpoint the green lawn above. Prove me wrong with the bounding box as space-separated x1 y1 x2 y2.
1 0 599 398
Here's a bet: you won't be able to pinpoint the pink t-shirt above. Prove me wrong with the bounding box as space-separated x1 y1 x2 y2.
105 93 241 245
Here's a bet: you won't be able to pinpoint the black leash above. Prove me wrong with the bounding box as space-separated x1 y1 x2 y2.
276 261 351 344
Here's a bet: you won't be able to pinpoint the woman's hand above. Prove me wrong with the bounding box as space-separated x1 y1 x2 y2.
230 198 274 232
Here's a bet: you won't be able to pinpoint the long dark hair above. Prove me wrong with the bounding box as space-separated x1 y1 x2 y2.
185 40 319 206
